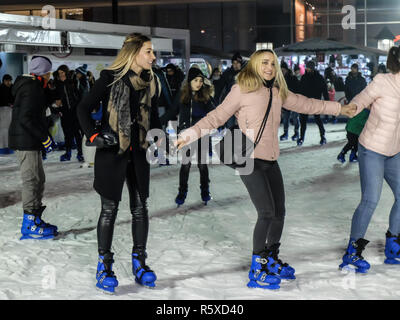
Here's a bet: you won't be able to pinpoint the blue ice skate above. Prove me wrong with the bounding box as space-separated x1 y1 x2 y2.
247 254 281 290
96 253 119 294
339 238 370 273
60 151 71 161
337 151 345 163
201 187 211 205
265 243 296 280
175 191 187 208
20 207 58 240
384 231 400 265
77 154 84 162
132 252 157 288
349 150 358 163
280 133 288 141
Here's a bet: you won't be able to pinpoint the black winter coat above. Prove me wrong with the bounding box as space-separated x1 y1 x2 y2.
345 72 367 102
160 91 216 132
300 71 329 100
77 69 162 202
8 75 50 151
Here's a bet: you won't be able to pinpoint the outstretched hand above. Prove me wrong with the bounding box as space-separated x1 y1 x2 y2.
340 103 357 118
175 136 189 150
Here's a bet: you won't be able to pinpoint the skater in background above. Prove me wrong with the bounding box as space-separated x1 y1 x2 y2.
279 62 300 142
214 52 245 129
297 61 330 146
176 49 356 289
161 67 216 207
339 46 400 273
55 64 84 162
337 63 368 163
8 56 58 240
0 74 14 107
77 33 162 293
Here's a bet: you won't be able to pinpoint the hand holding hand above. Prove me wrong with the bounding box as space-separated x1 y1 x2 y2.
340 103 357 118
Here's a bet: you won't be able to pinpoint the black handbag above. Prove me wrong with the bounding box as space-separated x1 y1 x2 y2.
215 87 273 169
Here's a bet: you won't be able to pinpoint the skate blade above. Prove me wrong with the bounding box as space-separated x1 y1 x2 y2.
20 234 56 240
135 278 156 289
96 283 116 294
339 264 369 274
281 275 296 281
247 280 280 290
384 258 400 265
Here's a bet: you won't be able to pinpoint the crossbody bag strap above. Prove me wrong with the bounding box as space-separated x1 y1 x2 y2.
254 87 273 146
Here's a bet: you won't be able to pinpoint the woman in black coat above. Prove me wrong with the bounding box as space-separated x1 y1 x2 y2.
161 67 215 206
77 33 162 293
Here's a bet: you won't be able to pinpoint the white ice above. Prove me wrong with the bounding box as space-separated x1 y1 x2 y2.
1 122 399 300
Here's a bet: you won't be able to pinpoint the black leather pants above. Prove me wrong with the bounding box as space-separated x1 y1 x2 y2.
97 162 149 256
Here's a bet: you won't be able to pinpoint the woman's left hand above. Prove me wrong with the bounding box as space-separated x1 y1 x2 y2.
340 103 357 118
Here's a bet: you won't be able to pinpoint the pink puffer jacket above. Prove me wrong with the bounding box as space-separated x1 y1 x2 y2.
181 84 341 161
352 73 400 156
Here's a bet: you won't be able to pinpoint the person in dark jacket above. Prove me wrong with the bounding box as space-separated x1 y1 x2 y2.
77 33 162 293
0 74 14 107
8 55 58 240
337 63 368 163
280 62 300 141
297 60 329 146
161 67 216 206
345 63 367 103
165 63 184 101
75 64 90 100
214 52 245 129
54 65 84 162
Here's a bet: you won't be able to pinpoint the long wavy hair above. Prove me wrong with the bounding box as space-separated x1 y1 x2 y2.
237 49 289 102
180 77 213 105
106 33 152 84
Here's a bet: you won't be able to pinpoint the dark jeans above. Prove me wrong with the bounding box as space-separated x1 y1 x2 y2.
342 132 359 155
240 159 286 254
282 108 299 135
299 114 325 140
97 157 149 255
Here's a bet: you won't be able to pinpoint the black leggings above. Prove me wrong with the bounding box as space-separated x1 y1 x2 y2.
179 138 210 192
240 159 286 254
97 161 149 256
342 132 359 154
299 114 325 139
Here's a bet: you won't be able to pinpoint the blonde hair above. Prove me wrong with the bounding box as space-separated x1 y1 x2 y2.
106 33 152 84
237 49 289 102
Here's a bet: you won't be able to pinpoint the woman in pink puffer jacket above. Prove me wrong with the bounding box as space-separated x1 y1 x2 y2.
339 46 400 273
176 49 355 289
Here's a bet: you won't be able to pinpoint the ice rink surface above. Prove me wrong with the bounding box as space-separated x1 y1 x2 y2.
1 122 399 300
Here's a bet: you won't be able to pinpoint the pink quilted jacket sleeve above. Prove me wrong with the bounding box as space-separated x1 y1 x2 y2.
283 91 341 116
180 84 242 144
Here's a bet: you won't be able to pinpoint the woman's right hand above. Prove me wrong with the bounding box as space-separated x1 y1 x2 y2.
175 137 187 150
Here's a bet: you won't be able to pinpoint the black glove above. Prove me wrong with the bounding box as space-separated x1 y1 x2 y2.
86 131 118 148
